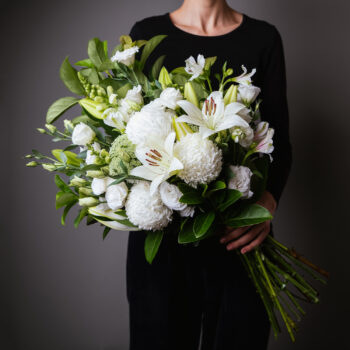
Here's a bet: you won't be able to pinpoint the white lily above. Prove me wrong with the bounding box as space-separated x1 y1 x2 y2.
185 54 205 81
177 91 250 138
232 65 257 85
130 132 183 195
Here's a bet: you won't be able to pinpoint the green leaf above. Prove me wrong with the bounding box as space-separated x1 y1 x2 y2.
179 192 203 205
171 67 188 75
61 200 77 225
80 68 99 84
206 181 226 196
56 192 77 209
60 57 85 95
140 35 167 70
46 97 79 124
144 230 164 264
75 58 94 68
193 212 215 238
217 189 242 212
204 56 217 70
150 54 166 80
178 183 197 194
88 38 107 69
74 207 88 228
54 174 73 193
225 204 273 228
102 226 111 240
178 219 215 244
108 175 127 186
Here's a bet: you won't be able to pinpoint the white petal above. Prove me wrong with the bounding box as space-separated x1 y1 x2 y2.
164 132 176 155
168 157 183 174
176 115 205 128
150 174 167 195
199 126 217 139
177 100 203 121
130 166 157 180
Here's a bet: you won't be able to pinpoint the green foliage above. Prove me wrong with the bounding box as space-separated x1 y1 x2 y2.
139 35 167 70
60 57 85 95
46 97 79 124
144 231 164 264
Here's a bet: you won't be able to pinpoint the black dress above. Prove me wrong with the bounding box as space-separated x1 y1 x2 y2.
126 12 292 350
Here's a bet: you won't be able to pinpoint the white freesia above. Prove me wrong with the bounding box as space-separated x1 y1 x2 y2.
231 125 254 148
177 91 249 138
238 84 261 104
125 105 173 146
130 132 183 195
105 182 128 210
179 206 195 217
102 108 127 130
159 182 187 211
86 142 101 165
111 46 139 66
125 181 172 230
228 165 253 198
232 65 256 85
72 122 95 146
174 133 222 187
159 88 183 110
185 54 205 81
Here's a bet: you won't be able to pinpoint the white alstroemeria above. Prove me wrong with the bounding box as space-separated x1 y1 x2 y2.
228 165 254 199
86 142 101 165
238 84 261 105
130 132 183 195
111 46 139 66
231 125 254 148
72 122 95 146
185 54 205 81
177 91 250 138
232 65 256 85
159 88 183 110
102 108 127 130
254 127 274 156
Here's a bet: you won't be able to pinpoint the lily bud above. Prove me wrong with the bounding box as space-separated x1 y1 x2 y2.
69 176 87 187
37 128 46 134
184 82 199 107
172 116 193 141
64 119 74 131
79 98 105 119
79 187 93 196
158 67 172 90
26 161 38 167
42 163 56 171
45 124 57 133
86 170 105 178
224 84 238 105
78 197 99 207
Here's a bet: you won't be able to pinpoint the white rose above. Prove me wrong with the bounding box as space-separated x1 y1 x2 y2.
159 88 183 110
110 46 139 66
238 84 261 105
106 181 128 210
72 122 95 146
228 165 253 199
179 206 195 217
86 142 101 165
159 182 187 211
91 177 108 196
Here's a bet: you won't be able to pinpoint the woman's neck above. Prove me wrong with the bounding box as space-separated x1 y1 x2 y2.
169 0 243 36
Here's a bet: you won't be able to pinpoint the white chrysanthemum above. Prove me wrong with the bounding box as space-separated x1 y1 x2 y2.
125 181 172 230
174 133 222 187
125 105 173 145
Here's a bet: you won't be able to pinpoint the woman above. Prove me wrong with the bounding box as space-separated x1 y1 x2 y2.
126 1 292 349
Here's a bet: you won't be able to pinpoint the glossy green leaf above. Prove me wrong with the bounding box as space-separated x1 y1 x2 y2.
217 189 242 212
193 212 215 238
46 97 79 124
75 58 94 68
225 204 273 228
150 54 166 80
179 192 203 205
88 38 107 69
140 35 167 70
61 200 77 225
74 207 88 228
60 57 85 95
178 219 215 244
56 192 77 209
144 230 164 264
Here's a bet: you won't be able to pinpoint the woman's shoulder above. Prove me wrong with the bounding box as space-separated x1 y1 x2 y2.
129 13 169 40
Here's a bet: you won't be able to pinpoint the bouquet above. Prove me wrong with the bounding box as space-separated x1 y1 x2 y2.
26 34 329 342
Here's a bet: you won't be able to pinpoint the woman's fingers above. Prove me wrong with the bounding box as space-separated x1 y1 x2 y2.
225 224 264 251
240 225 270 254
220 226 251 244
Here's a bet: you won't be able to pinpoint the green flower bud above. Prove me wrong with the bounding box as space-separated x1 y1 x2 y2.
25 154 33 159
26 161 38 167
223 84 238 105
86 170 105 178
158 66 172 89
101 166 110 176
100 149 109 158
69 175 87 187
94 96 104 103
45 124 57 133
37 128 46 134
42 163 56 171
226 68 233 76
184 82 199 107
64 119 74 131
79 187 93 196
107 85 114 97
78 197 99 207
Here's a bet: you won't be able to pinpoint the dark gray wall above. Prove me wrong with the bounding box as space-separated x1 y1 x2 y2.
1 0 349 349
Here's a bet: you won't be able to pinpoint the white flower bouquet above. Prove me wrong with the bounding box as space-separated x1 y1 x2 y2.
26 34 329 341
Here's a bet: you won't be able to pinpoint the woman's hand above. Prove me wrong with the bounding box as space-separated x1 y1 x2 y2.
219 190 277 254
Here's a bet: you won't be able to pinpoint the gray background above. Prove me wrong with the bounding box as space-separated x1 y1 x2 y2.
1 0 349 349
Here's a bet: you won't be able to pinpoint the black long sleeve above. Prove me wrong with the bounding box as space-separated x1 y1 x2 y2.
128 13 292 205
